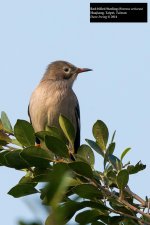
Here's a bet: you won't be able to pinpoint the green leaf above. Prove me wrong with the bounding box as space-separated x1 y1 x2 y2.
50 171 71 208
77 144 95 167
8 183 38 198
46 200 81 225
116 169 129 190
81 201 108 212
32 168 52 183
54 200 108 224
109 216 124 224
85 139 104 157
1 111 13 133
40 163 70 205
45 212 66 225
36 126 66 144
0 119 3 130
69 161 93 179
0 140 7 147
19 173 35 184
73 184 103 200
45 135 69 158
104 142 116 168
59 114 75 148
106 170 117 184
109 201 133 216
44 172 71 208
75 210 101 224
121 148 131 161
32 173 52 183
35 131 50 141
52 201 106 224
20 146 52 168
107 142 115 155
92 120 109 151
0 150 10 166
11 138 23 147
111 130 116 143
0 145 4 151
127 161 146 174
46 126 67 143
108 154 122 171
5 150 29 169
14 120 35 146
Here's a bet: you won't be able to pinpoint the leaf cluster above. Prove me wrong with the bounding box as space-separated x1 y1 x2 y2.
0 112 149 225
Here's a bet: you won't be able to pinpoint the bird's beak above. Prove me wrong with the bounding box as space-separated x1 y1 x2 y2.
77 68 93 74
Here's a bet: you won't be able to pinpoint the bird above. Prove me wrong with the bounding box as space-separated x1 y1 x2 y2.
28 60 92 153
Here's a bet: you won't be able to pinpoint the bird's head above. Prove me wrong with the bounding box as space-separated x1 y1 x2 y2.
42 60 92 87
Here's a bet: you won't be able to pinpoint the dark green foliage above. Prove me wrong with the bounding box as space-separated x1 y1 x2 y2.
108 154 122 171
45 135 69 158
36 126 66 143
92 120 109 151
127 161 146 174
5 150 29 169
40 163 71 206
20 146 52 168
1 111 13 133
75 209 105 224
121 148 131 161
73 184 103 200
69 161 93 179
14 120 35 146
86 139 104 156
0 150 10 166
77 144 95 167
59 114 75 149
116 170 129 190
104 142 116 168
8 183 38 198
0 112 149 225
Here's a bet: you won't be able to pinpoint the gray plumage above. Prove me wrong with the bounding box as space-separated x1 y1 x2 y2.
28 60 92 152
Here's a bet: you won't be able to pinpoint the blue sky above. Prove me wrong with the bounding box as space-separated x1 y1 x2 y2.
0 1 150 224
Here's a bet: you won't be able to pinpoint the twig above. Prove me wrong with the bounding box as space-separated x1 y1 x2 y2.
123 161 130 168
68 165 150 223
92 180 150 221
109 208 150 225
125 185 147 207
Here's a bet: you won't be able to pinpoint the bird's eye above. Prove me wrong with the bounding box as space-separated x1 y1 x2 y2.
63 67 70 73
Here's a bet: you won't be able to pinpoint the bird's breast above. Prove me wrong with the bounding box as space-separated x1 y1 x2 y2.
29 81 77 132
46 87 76 128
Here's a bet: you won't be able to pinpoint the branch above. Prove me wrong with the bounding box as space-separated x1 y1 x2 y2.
125 185 147 207
92 180 150 224
109 208 149 225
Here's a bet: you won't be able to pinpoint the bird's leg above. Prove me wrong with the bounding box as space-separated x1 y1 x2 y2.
35 137 41 148
53 158 65 163
53 156 66 163
68 144 74 154
68 145 75 160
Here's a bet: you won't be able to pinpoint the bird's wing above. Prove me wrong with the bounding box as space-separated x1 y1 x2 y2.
74 100 80 153
28 104 40 144
28 104 32 123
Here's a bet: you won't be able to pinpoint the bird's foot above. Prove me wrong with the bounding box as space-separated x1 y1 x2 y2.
35 143 41 148
53 158 65 163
